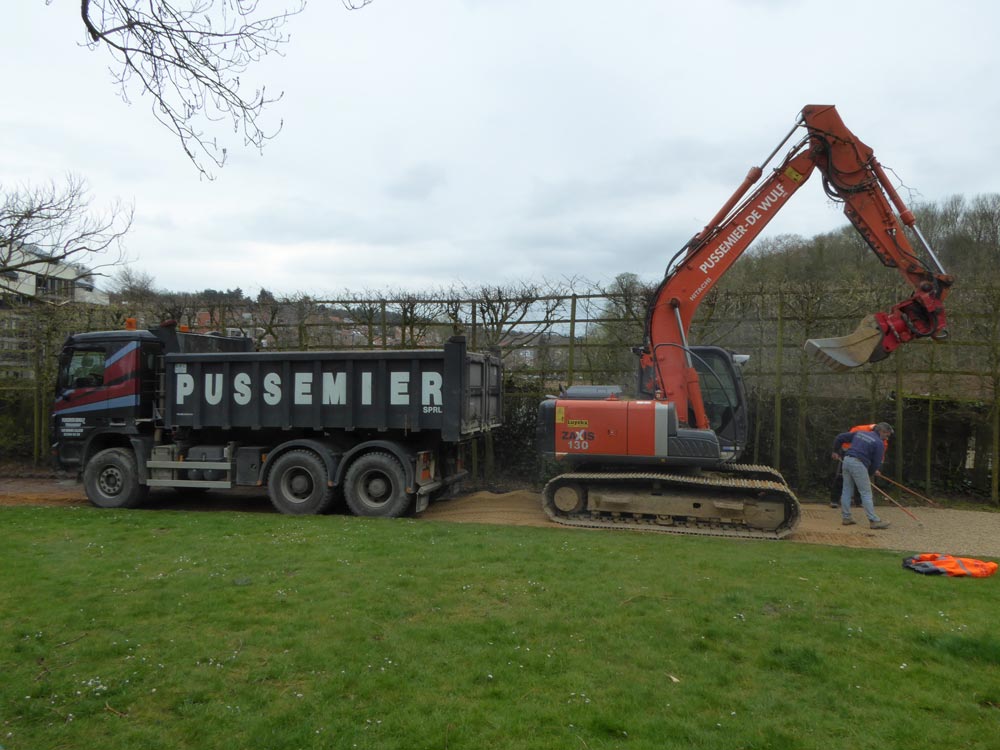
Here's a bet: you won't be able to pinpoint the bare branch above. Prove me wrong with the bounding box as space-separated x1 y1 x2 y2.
78 0 309 177
461 280 566 349
1 176 132 304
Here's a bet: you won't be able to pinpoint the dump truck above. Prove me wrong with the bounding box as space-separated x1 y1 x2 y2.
52 322 503 515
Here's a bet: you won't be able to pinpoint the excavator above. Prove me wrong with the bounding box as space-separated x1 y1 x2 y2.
537 104 953 539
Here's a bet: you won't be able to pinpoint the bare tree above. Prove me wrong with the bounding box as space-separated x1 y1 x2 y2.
344 293 387 348
1 175 132 302
78 0 309 176
462 281 565 350
109 264 158 307
386 290 443 348
155 291 197 327
246 288 283 347
274 292 322 349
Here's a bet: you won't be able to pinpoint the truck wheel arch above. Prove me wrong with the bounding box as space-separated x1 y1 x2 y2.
80 431 136 474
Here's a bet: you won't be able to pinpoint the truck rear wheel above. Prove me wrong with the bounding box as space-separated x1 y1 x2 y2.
344 452 411 518
83 448 148 509
268 450 335 515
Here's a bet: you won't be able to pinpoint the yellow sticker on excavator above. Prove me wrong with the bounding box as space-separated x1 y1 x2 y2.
555 406 565 424
784 166 804 182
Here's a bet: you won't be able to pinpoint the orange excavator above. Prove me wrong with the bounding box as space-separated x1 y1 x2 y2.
537 104 953 538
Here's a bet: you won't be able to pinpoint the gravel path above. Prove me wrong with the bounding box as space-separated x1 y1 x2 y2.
424 491 1000 559
3 478 999 559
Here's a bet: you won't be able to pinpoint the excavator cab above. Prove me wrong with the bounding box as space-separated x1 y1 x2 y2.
689 346 749 462
637 345 749 462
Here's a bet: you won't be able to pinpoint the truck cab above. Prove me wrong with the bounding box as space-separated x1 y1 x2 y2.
52 325 254 472
52 329 163 471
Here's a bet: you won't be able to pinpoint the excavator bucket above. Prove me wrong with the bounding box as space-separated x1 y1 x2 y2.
804 315 886 371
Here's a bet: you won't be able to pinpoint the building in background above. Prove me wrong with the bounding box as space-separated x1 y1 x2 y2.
0 247 109 380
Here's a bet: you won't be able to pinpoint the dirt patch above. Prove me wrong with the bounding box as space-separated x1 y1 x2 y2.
0 477 273 513
0 477 89 507
4 477 999 559
425 491 1000 558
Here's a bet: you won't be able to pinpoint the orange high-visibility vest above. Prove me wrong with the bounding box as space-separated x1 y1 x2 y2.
841 424 889 453
903 553 998 578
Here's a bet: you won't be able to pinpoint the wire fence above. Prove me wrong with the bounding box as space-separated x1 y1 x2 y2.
2 281 997 502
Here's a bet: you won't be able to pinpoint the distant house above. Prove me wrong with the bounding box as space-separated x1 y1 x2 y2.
0 246 109 379
499 331 571 368
1 246 109 306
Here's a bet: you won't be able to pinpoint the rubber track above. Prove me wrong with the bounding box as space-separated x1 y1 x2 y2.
542 463 801 540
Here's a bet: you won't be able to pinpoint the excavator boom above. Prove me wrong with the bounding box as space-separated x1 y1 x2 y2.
644 104 952 427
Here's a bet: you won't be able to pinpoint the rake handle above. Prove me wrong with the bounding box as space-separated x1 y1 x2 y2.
872 483 921 522
879 475 940 507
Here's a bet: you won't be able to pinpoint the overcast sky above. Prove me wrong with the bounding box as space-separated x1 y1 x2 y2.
3 0 998 297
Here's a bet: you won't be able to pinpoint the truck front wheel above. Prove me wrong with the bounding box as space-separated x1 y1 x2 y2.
83 448 148 509
268 450 335 515
344 452 412 518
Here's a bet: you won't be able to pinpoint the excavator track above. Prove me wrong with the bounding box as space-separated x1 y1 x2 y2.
542 463 800 540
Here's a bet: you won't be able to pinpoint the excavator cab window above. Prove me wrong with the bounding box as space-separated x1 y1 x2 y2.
690 346 748 452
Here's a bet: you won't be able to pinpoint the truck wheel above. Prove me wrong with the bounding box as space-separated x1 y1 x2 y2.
344 452 411 518
267 450 334 515
83 448 148 509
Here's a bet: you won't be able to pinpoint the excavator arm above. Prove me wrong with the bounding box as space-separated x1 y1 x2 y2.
642 104 953 429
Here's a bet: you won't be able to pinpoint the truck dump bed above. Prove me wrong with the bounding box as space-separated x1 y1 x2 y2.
165 336 502 441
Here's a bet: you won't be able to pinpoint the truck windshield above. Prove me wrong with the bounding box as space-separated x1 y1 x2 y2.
59 348 106 390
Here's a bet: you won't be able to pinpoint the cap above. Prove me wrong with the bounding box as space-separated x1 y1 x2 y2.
875 422 894 436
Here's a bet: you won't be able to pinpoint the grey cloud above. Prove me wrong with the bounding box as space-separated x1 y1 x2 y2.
526 136 759 221
384 164 448 201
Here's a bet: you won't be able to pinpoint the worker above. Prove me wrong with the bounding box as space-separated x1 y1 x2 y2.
829 423 890 508
830 422 893 530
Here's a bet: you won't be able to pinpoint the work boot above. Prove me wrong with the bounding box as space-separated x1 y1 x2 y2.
829 501 838 508
870 520 890 530
842 518 857 526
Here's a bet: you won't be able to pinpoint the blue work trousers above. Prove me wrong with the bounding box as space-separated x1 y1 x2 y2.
841 456 881 523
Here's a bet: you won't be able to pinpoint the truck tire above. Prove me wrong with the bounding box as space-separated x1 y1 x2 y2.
344 452 412 518
83 448 148 509
267 450 334 515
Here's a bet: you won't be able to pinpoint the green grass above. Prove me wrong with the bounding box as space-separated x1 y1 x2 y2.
2 506 999 750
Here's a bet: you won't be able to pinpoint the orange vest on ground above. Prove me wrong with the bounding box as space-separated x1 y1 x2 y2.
903 553 998 577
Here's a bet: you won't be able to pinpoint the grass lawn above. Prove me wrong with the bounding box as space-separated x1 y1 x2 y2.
2 505 999 750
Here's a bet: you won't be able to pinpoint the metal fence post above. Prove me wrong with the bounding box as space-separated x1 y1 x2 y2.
379 300 387 347
567 294 578 384
773 291 784 471
471 301 478 350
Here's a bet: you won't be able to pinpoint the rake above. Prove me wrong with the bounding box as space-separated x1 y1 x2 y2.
878 475 940 507
872 483 921 523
